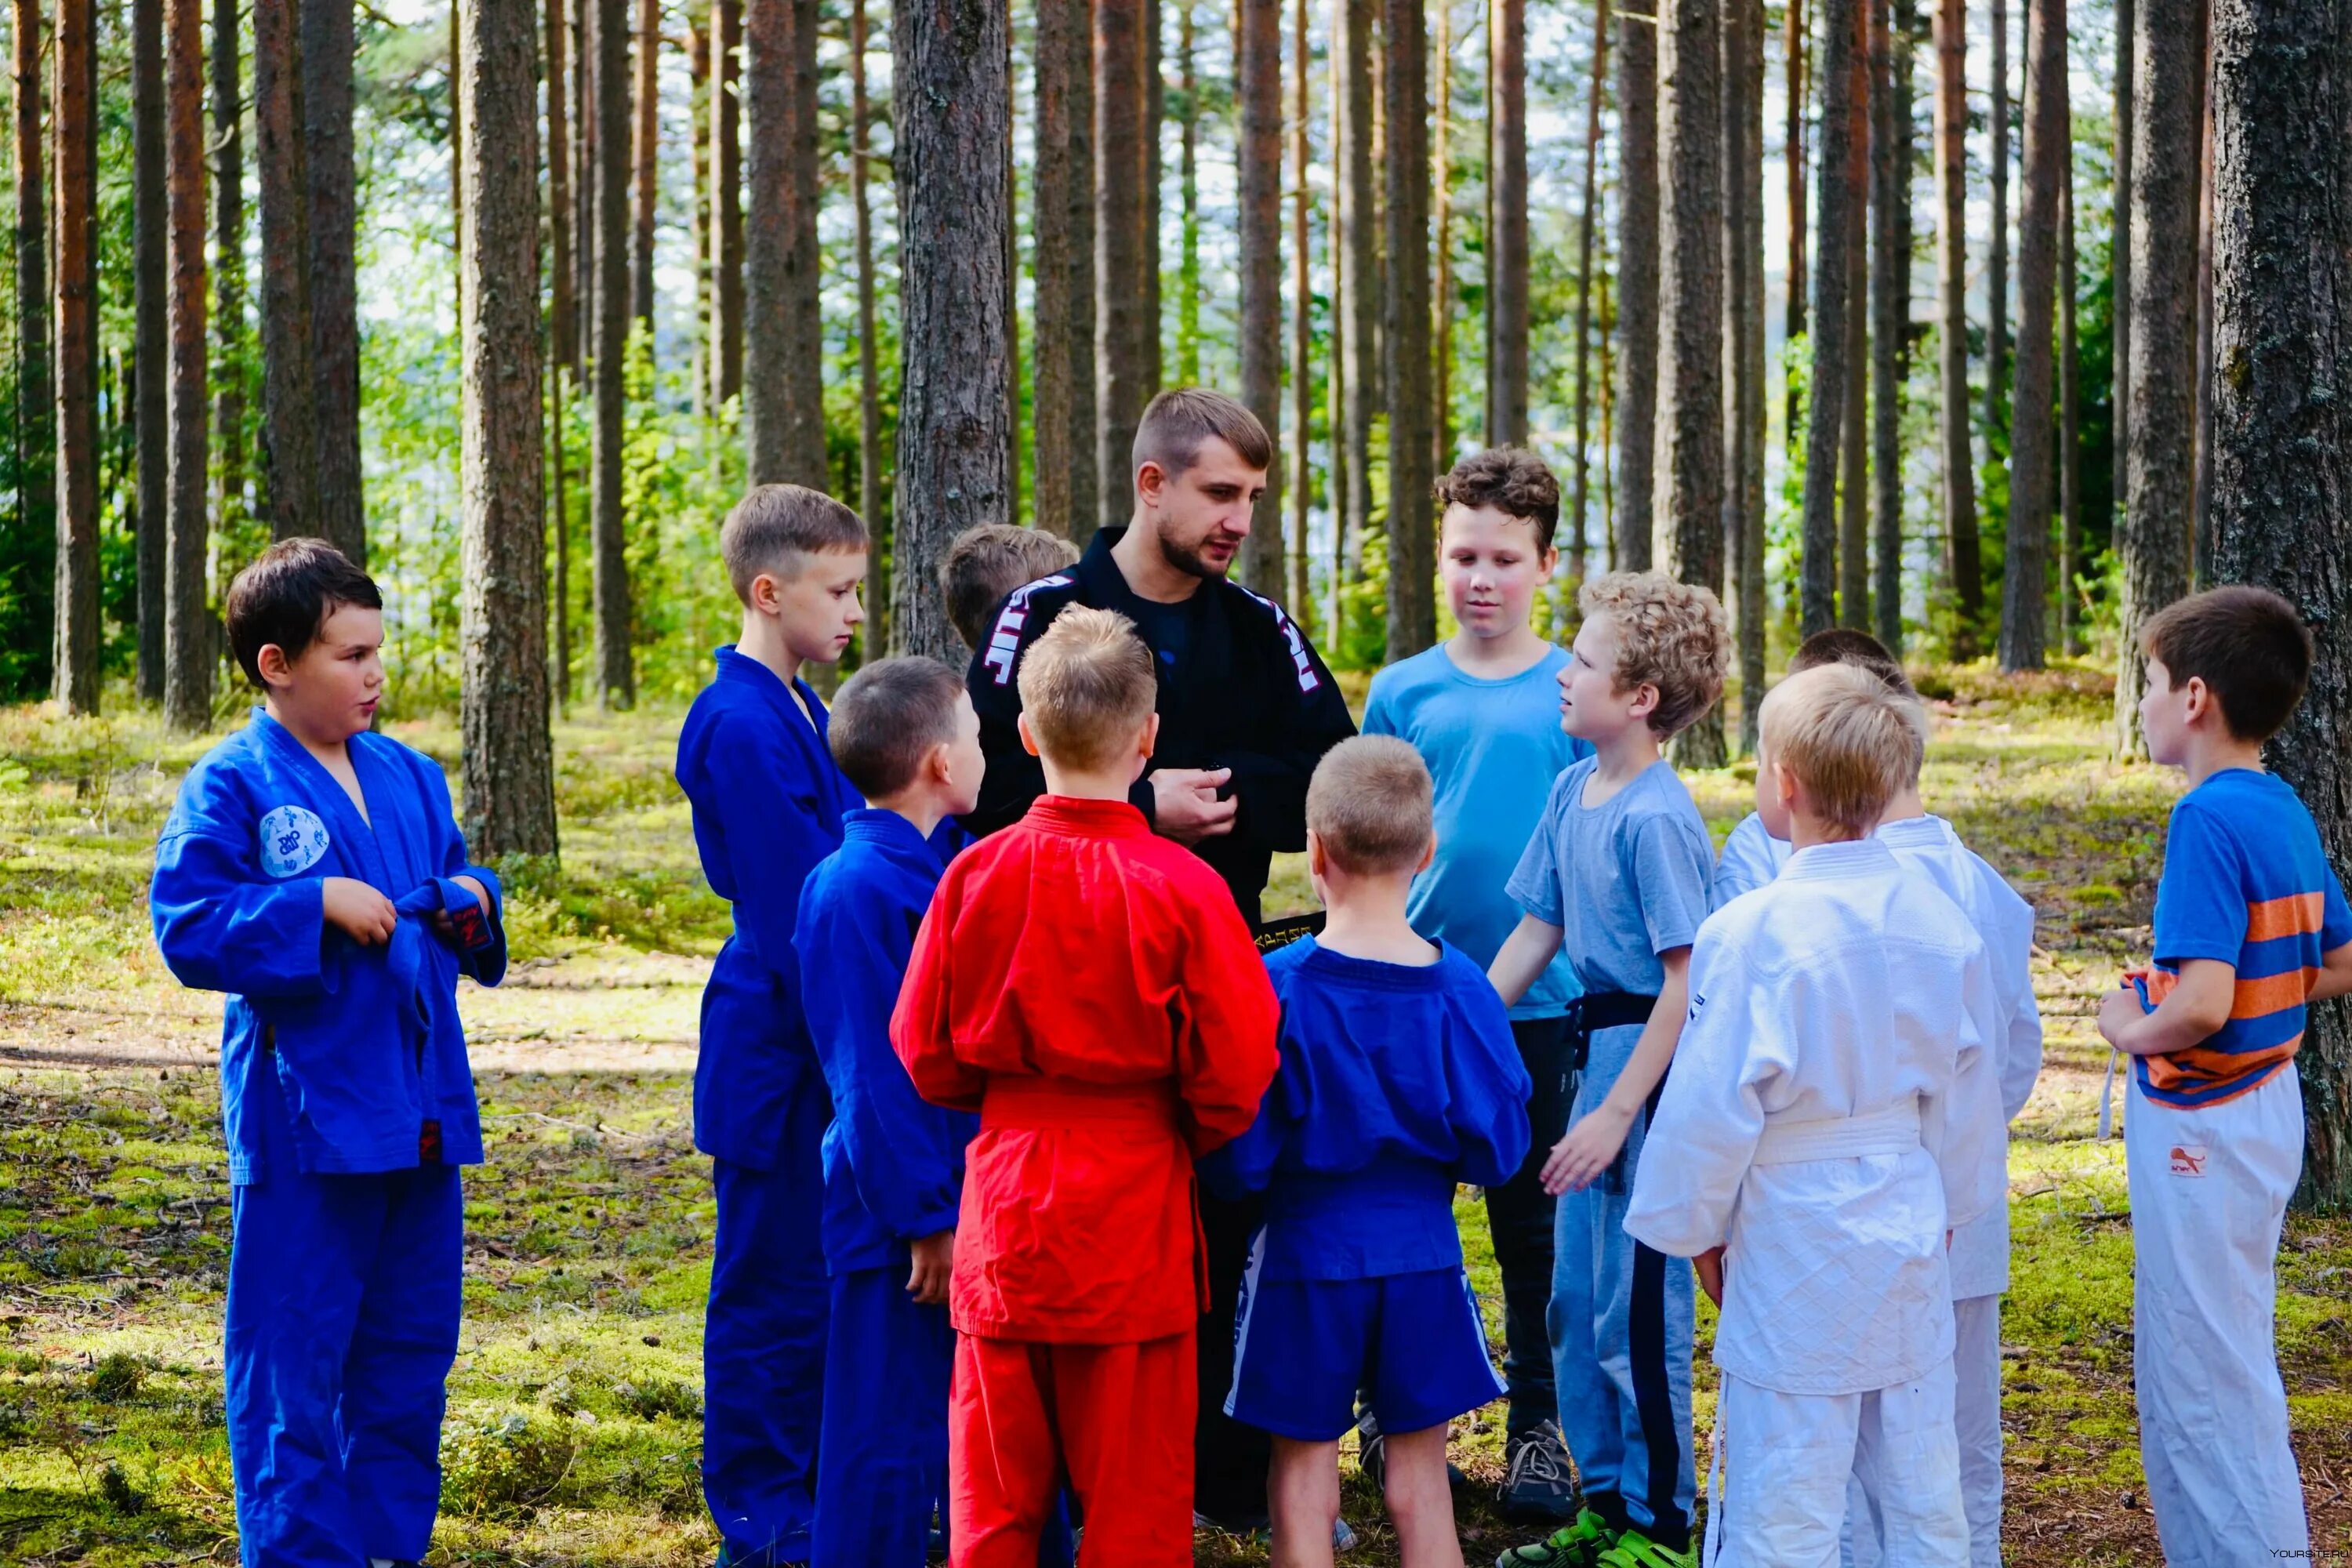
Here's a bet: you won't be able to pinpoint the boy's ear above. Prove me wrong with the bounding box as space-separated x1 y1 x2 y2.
1628 681 1662 721
747 569 784 615
1015 711 1043 758
1540 544 1561 577
1305 829 1327 880
1139 711 1161 757
1414 833 1437 875
255 643 295 691
1772 759 1800 813
925 739 954 787
2182 674 2214 726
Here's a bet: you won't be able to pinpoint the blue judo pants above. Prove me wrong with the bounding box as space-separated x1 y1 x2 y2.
704 1086 831 1566
1548 1021 1696 1550
225 1072 462 1568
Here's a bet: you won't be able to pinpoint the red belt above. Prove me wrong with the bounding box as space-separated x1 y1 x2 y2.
979 1075 1183 1132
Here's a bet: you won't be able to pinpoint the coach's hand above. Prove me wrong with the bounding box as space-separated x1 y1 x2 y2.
908 1229 955 1306
1152 768 1237 844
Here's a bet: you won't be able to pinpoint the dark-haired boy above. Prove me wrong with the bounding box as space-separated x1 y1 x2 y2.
151 539 508 1568
940 524 1082 654
2097 586 2352 1566
1363 447 1589 1517
675 483 869 1566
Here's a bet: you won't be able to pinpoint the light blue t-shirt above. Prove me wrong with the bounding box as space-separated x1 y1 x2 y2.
1365 644 1593 1019
1504 756 1716 998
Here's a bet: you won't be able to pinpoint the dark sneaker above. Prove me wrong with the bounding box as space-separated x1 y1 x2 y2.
1356 1412 1471 1496
1501 1421 1581 1522
1495 1507 1618 1568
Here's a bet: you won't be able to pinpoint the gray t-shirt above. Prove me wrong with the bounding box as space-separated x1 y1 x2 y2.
1504 756 1716 997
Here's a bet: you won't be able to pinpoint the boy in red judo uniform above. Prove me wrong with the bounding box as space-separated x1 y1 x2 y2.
892 605 1282 1568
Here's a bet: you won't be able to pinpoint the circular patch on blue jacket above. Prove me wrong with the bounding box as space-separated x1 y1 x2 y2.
257 804 332 878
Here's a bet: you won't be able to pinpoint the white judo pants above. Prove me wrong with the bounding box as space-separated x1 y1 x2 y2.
2124 1069 2309 1568
1715 1357 1967 1568
1842 1294 2002 1568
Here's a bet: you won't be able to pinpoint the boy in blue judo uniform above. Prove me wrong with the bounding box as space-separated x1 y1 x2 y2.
151 539 506 1568
1208 736 1532 1568
675 484 870 1566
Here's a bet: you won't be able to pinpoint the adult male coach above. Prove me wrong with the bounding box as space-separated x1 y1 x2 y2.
963 387 1356 1532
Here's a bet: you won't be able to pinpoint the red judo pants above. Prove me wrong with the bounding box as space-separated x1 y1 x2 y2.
949 1328 1197 1568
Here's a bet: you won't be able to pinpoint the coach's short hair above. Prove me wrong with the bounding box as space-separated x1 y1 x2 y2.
1017 606 1158 771
225 538 383 688
1308 736 1434 876
1132 387 1274 481
829 657 967 800
1436 448 1563 553
1579 571 1730 739
1759 664 1922 838
938 524 1080 652
2140 585 2314 743
720 484 869 605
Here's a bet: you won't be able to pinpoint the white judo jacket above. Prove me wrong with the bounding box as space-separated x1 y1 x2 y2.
1624 837 2009 1396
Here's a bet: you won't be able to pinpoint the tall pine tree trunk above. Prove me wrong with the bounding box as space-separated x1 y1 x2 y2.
1383 0 1432 657
53 0 98 711
1616 5 1658 568
1737 0 1766 748
1798 0 1860 633
549 0 575 372
164 0 210 728
1838 163 1865 628
1723 0 1755 687
136 0 168 702
15 0 55 684
2057 154 2082 653
1568 0 1610 594
1239 0 1283 593
304 0 361 561
2109 0 2132 562
710 0 741 406
1784 0 1807 447
1657 0 1726 764
1868 0 1901 648
1175 2 1199 383
849 0 881 559
1033 0 1096 542
745 0 825 485
2205 0 2352 1206
1998 0 2061 670
1432 0 1451 472
457 0 557 857
891 0 1009 660
1143 0 1162 395
1933 0 1979 652
1487 0 1528 446
1337 0 1376 588
1288 0 1312 626
632 0 657 326
2192 70 2214 581
689 15 709 412
1986 0 2008 445
1096 0 1149 526
591 0 634 706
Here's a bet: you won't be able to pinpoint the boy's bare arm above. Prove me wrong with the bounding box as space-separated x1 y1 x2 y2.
2096 959 2235 1057
2314 942 2352 1004
1488 913 1566 1009
1541 946 1691 1195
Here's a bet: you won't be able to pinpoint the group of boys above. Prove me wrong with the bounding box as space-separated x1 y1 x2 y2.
151 381 2351 1568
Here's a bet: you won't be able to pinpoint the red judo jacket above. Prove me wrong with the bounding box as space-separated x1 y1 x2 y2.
891 795 1281 1345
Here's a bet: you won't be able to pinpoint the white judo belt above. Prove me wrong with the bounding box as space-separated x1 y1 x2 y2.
1749 1097 1922 1165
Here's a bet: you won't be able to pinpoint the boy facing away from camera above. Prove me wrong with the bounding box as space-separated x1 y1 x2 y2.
1205 736 1531 1568
2096 586 2352 1567
1626 664 2006 1568
151 539 507 1568
891 606 1281 1568
939 523 1083 655
1362 449 1590 1519
1490 571 1728 1568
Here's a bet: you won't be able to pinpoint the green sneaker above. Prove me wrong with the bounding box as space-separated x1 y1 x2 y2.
1595 1529 1695 1568
1494 1507 1617 1568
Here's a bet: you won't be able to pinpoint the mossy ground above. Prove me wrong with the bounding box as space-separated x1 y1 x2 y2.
2 666 2347 1566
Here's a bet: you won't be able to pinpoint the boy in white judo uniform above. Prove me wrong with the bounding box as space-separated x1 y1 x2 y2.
1625 665 2005 1568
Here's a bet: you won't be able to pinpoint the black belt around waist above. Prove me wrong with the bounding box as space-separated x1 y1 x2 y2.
1563 990 1658 1072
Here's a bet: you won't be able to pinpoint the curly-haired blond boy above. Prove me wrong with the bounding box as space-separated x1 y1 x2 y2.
1490 570 1728 1568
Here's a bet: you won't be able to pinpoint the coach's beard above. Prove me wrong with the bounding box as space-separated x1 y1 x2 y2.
1161 534 1239 580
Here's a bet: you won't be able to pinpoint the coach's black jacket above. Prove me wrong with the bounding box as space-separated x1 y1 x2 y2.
961 528 1358 926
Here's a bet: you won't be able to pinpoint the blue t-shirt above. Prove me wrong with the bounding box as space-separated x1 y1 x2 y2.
1202 938 1532 1280
1504 756 1715 998
2140 768 2352 1110
1364 643 1593 1018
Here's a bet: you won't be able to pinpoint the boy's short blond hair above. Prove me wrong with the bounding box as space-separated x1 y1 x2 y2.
1758 664 1922 837
938 524 1081 650
1579 571 1730 737
720 483 869 604
1017 606 1158 771
1307 736 1433 876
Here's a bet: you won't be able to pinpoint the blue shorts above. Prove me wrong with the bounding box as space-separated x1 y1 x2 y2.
1225 1263 1507 1442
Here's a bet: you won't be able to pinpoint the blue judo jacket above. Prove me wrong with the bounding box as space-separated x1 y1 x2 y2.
151 709 507 1182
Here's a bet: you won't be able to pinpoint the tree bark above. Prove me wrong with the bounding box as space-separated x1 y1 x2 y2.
1096 0 1149 527
2113 0 2199 753
1998 0 2061 671
2109 0 2132 564
456 0 557 857
136 0 168 702
549 0 575 376
1868 0 1901 649
1616 5 1658 569
14 0 54 686
891 0 1010 662
1143 0 1162 396
850 0 882 568
2192 61 2214 582
1737 0 1766 750
591 0 633 706
1432 0 1451 472
1034 0 1097 543
710 0 741 406
1288 0 1312 628
252 0 318 554
1487 0 1528 446
1933 0 1980 654
1986 0 2009 445
1382 0 1432 658
303 0 361 562
689 14 708 412
632 0 658 327
745 0 825 485
1784 0 1807 449
2205 0 2352 1207
1657 0 1726 764
53 0 97 712
1337 0 1376 586
1239 0 1283 593
2057 153 2082 654
1723 0 1753 681
1568 0 1610 594
1798 0 1860 634
1176 2 1199 383
1838 171 1866 629
165 0 210 728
